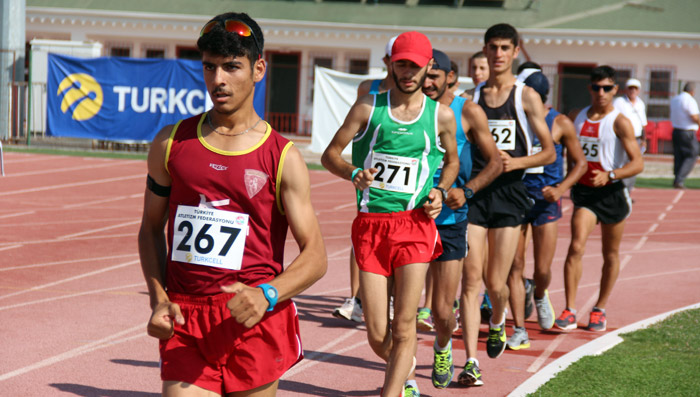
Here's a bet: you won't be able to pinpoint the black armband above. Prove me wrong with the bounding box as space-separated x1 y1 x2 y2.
147 174 171 197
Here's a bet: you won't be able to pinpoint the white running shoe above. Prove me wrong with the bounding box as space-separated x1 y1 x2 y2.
333 297 363 322
535 290 555 330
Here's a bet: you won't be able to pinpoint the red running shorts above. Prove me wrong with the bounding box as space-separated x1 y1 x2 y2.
351 208 442 276
160 292 302 394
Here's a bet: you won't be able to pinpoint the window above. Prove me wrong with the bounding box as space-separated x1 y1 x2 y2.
610 65 634 86
349 58 369 75
645 66 675 120
649 70 672 99
177 46 201 60
110 47 131 57
145 49 165 59
308 56 333 104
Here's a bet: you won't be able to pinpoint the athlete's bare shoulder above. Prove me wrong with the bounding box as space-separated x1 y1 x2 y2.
357 79 374 98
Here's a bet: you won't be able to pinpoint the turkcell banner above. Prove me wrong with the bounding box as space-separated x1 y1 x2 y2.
47 53 266 142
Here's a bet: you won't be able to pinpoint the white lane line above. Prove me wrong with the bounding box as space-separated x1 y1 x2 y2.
0 211 35 220
328 246 352 259
58 220 140 239
0 233 136 247
0 282 144 311
333 202 356 210
3 160 135 178
0 324 146 382
0 216 140 228
62 193 143 209
282 330 362 379
297 284 352 298
671 190 684 204
0 174 142 197
0 260 139 301
512 302 700 397
310 178 345 189
0 244 24 252
0 253 137 272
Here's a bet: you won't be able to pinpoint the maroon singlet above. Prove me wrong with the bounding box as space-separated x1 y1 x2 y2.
165 113 293 295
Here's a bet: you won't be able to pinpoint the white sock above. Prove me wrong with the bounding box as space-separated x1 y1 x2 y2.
489 314 505 329
405 379 418 389
434 338 451 352
467 357 480 367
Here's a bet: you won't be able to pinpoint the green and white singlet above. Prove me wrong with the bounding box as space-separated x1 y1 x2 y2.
352 91 445 213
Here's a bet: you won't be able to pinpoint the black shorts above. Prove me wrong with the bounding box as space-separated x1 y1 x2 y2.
571 182 631 224
524 196 562 227
434 219 468 261
468 180 534 228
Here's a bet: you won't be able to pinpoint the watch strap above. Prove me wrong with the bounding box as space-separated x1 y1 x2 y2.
436 187 448 201
257 283 278 312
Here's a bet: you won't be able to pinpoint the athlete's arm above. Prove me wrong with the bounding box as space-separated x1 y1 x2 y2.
463 102 502 192
223 146 328 328
590 114 643 186
425 103 458 218
501 86 555 172
321 95 377 190
357 79 373 99
541 114 587 202
138 124 184 340
444 101 502 210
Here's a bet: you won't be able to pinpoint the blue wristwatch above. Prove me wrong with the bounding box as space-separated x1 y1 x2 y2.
257 283 278 312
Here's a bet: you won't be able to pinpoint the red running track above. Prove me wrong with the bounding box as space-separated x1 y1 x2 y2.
1 151 699 396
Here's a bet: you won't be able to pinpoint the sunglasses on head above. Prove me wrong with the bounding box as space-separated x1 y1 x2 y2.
591 84 616 93
200 19 262 59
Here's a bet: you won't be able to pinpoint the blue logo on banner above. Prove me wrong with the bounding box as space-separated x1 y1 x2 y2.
46 54 266 142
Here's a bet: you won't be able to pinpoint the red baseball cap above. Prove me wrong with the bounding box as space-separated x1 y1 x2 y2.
391 31 432 68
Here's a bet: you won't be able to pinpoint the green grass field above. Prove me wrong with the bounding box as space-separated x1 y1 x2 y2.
531 308 700 396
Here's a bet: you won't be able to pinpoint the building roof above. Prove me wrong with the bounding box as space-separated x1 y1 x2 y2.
26 0 700 34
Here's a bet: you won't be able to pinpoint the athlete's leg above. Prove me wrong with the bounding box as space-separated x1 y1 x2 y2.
359 270 392 361
532 221 558 299
461 224 487 359
164 381 221 397
595 219 627 309
228 380 279 397
423 266 434 310
507 224 530 328
485 225 521 326
384 262 429 397
431 258 463 347
563 208 597 309
350 250 360 298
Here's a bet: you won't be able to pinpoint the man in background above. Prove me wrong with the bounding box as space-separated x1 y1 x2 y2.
670 82 699 189
613 78 647 192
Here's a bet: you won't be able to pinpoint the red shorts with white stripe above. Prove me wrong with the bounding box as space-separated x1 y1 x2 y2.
160 292 302 394
351 208 443 277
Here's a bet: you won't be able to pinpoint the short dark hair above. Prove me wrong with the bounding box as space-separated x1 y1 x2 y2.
197 12 264 64
683 82 696 93
590 65 616 84
470 51 486 60
517 61 541 74
448 61 459 88
484 23 519 47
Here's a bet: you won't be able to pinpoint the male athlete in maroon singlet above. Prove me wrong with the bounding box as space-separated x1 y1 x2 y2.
138 12 326 397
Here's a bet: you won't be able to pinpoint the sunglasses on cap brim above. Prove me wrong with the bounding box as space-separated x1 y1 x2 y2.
590 84 616 93
200 19 262 59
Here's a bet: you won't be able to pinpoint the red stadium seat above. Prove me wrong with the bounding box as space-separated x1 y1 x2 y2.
645 120 657 153
656 120 674 154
